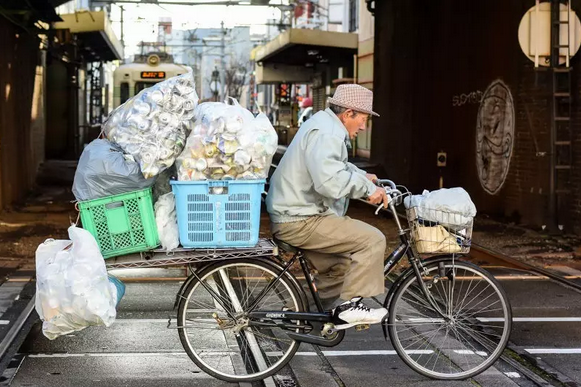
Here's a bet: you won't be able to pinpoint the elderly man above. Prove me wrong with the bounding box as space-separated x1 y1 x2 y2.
266 84 389 330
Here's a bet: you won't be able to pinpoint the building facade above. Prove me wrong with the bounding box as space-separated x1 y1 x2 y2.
155 22 256 103
371 0 581 232
0 0 122 208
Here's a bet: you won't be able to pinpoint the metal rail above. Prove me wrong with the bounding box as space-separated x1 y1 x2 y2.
0 298 35 361
470 244 581 294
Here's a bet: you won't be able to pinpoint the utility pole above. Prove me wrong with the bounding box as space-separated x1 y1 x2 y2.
220 21 226 102
120 5 125 61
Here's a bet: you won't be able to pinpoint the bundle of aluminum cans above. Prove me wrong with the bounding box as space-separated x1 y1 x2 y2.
175 101 278 181
103 69 199 179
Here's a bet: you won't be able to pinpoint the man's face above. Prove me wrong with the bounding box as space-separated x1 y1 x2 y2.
341 110 370 140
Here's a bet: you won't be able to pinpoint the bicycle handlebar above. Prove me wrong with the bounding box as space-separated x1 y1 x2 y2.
375 179 403 200
375 179 397 190
371 179 408 215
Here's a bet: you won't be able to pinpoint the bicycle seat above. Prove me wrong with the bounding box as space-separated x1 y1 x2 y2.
273 237 300 254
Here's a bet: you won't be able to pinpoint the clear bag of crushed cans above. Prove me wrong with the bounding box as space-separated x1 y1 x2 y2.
175 99 278 181
102 68 199 179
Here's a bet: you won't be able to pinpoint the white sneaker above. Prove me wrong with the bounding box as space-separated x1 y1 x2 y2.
332 297 388 330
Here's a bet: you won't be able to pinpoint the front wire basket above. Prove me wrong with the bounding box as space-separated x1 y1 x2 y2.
406 207 473 255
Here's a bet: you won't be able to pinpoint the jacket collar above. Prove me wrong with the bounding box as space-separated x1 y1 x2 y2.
324 108 352 148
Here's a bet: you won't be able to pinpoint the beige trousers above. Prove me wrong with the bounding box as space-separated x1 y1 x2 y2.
271 215 386 300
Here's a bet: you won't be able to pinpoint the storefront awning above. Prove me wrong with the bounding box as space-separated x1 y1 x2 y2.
254 28 358 67
54 10 123 62
250 45 262 62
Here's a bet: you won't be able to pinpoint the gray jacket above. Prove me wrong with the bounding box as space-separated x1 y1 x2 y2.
266 108 377 223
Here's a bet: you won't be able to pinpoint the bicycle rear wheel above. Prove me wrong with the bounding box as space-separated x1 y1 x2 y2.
388 259 512 380
177 258 305 382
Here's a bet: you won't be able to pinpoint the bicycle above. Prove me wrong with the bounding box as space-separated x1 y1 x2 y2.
174 179 512 382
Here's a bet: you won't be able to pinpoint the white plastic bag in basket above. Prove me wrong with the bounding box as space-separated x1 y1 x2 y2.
154 192 179 252
404 187 476 226
35 226 117 340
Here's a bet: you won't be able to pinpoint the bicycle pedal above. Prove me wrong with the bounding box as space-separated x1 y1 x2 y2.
355 324 370 331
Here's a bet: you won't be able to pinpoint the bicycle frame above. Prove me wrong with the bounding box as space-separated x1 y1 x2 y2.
243 202 450 345
182 181 452 346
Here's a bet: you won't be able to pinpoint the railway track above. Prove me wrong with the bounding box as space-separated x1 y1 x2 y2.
470 244 581 294
0 273 38 383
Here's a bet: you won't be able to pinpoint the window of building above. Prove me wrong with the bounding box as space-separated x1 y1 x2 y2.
349 0 359 32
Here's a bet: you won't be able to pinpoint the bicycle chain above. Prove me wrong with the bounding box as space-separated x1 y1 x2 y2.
240 327 294 345
211 310 300 346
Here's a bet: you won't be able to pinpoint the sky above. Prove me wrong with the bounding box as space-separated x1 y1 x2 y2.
108 2 283 59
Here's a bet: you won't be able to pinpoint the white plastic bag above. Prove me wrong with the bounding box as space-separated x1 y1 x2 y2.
404 187 476 227
154 192 179 252
176 99 277 181
35 226 117 340
103 68 199 179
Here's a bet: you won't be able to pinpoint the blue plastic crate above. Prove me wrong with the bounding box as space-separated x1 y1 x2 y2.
170 179 265 248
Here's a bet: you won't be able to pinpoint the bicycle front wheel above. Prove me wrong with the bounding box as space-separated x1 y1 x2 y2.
388 259 512 380
177 258 305 382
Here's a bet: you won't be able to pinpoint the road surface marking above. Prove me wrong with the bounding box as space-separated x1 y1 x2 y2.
408 317 581 323
297 350 433 356
525 348 581 354
26 348 581 358
28 352 188 358
479 317 581 322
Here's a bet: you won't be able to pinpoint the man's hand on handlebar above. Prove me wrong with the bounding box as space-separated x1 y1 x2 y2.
365 173 378 183
367 186 390 208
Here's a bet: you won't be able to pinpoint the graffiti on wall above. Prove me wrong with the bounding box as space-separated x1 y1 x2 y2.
452 90 483 107
476 80 515 195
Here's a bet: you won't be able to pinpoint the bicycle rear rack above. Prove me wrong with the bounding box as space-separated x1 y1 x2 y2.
105 238 277 270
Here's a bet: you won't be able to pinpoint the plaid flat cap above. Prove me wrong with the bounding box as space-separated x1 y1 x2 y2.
327 84 379 117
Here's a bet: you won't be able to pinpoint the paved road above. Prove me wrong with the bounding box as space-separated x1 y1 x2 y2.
487 265 581 384
3 262 580 387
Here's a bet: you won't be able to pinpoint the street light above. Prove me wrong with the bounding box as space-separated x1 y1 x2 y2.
210 67 221 102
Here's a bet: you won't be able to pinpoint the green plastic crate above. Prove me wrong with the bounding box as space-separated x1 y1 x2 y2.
78 188 160 259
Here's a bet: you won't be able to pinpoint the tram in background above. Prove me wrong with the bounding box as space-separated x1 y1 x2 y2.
113 52 189 108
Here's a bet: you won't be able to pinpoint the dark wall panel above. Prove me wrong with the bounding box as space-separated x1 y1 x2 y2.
0 19 41 208
371 0 578 228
